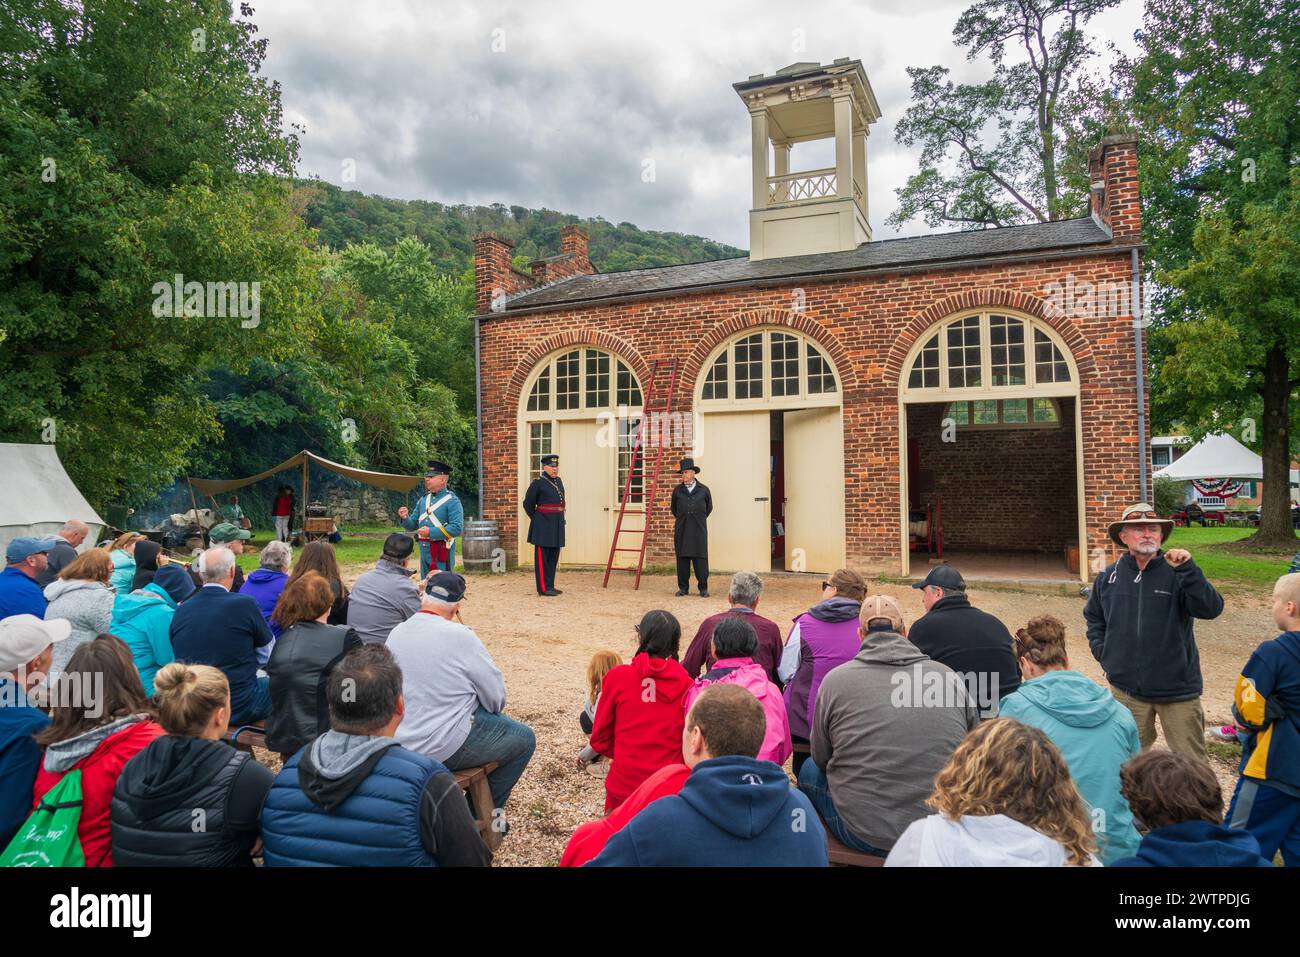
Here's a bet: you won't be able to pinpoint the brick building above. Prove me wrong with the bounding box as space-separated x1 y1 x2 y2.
473 59 1148 583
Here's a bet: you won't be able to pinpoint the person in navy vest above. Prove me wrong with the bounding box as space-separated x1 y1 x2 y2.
523 454 565 596
398 459 464 578
672 458 712 597
260 643 491 867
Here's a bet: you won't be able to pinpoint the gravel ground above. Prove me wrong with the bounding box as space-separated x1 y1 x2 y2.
254 565 1273 866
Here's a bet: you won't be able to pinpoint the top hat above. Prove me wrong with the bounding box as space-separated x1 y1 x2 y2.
678 458 701 474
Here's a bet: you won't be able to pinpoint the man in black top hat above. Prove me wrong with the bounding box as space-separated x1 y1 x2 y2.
671 457 712 597
523 454 565 596
398 459 464 578
906 564 1020 715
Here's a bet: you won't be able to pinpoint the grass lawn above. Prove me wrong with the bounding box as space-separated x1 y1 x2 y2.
1164 525 1298 590
233 527 461 574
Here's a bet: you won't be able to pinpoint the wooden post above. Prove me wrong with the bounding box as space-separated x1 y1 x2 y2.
301 454 309 541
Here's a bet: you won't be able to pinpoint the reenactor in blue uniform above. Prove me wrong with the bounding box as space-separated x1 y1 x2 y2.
523 454 565 596
398 459 464 578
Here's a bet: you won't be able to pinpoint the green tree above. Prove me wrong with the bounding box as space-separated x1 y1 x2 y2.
0 0 316 508
889 0 1121 230
1128 0 1300 546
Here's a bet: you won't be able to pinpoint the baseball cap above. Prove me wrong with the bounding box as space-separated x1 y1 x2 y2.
5 536 61 564
382 533 415 561
425 571 467 603
911 565 966 593
209 522 252 544
0 615 71 672
860 595 905 632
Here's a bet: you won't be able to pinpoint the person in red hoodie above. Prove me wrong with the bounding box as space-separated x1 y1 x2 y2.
31 634 164 867
589 610 692 812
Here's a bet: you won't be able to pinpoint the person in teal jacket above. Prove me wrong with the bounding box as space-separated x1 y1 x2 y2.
110 566 195 696
999 614 1142 865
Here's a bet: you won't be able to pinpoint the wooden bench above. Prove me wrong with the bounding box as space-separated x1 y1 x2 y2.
825 829 886 867
227 722 268 753
454 762 502 852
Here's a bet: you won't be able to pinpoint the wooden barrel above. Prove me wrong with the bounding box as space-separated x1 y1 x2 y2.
461 519 501 572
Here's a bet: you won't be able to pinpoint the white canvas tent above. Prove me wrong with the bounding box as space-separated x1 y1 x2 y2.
0 444 106 559
1153 432 1299 500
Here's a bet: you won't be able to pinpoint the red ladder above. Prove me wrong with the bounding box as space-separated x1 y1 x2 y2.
603 359 680 589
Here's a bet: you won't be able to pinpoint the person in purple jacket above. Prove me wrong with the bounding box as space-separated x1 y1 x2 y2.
779 568 866 774
240 541 293 647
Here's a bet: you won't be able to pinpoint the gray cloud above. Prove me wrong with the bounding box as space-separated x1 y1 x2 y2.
254 0 1143 250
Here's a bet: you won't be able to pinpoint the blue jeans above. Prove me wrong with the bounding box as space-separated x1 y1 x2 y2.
232 675 271 726
444 706 537 812
1227 777 1300 866
797 758 889 855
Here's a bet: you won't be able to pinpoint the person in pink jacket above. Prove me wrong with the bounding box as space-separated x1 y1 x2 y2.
683 616 792 766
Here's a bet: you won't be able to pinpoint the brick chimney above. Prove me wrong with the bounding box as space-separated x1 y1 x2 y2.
472 233 516 314
1088 135 1141 241
560 225 590 270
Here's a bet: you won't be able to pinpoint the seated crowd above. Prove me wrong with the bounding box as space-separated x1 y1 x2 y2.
2 519 1298 868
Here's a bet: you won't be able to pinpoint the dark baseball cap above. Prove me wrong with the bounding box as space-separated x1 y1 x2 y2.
911 565 966 592
382 533 415 560
425 571 466 603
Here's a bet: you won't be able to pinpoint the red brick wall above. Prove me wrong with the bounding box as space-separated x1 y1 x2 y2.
478 141 1146 578
907 400 1078 553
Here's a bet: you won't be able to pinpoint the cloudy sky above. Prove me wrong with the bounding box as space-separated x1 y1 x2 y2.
253 0 1145 250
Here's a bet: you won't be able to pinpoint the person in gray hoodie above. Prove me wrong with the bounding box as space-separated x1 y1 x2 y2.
799 594 981 854
43 549 116 678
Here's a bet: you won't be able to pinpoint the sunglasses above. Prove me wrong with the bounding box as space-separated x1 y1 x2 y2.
1123 510 1158 521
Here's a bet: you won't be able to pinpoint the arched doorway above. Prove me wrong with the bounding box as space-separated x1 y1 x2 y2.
695 327 845 574
517 346 644 566
898 309 1085 580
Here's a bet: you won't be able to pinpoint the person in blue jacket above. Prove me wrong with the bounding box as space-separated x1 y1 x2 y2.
999 613 1142 864
587 683 828 867
1225 571 1300 865
110 565 195 697
0 615 69 847
1112 749 1272 867
398 460 464 578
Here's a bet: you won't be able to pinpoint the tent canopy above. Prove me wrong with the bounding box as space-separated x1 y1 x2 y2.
188 450 422 497
0 443 107 555
1153 432 1300 484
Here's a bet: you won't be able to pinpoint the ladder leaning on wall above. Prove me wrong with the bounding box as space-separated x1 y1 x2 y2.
602 359 680 590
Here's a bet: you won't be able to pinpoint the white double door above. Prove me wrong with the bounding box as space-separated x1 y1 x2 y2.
701 408 845 574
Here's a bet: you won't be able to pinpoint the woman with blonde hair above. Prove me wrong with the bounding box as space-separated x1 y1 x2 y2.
110 662 274 867
265 570 362 756
886 717 1099 867
43 548 116 677
287 540 349 625
106 532 146 595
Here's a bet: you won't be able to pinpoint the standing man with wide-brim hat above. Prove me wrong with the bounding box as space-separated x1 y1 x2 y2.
672 457 712 598
399 460 464 578
1084 502 1224 761
523 454 565 596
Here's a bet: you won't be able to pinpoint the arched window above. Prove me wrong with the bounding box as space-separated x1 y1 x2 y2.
902 311 1075 398
697 329 840 408
519 347 645 499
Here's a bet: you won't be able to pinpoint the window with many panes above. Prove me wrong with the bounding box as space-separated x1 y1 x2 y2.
524 348 642 415
943 398 1062 429
617 417 644 504
904 313 1073 396
528 422 552 474
699 330 839 406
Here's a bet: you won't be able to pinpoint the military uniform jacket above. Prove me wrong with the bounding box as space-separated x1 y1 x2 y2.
402 488 465 559
523 474 566 548
671 482 712 558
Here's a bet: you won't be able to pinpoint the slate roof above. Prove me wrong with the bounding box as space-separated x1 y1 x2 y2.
499 217 1116 313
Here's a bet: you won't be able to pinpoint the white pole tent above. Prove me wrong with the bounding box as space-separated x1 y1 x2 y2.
1153 432 1299 499
0 443 106 558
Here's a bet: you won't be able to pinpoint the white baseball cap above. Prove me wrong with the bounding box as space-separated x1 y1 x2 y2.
0 615 72 672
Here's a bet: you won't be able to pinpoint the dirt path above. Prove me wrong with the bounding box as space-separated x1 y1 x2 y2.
325 565 1272 866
